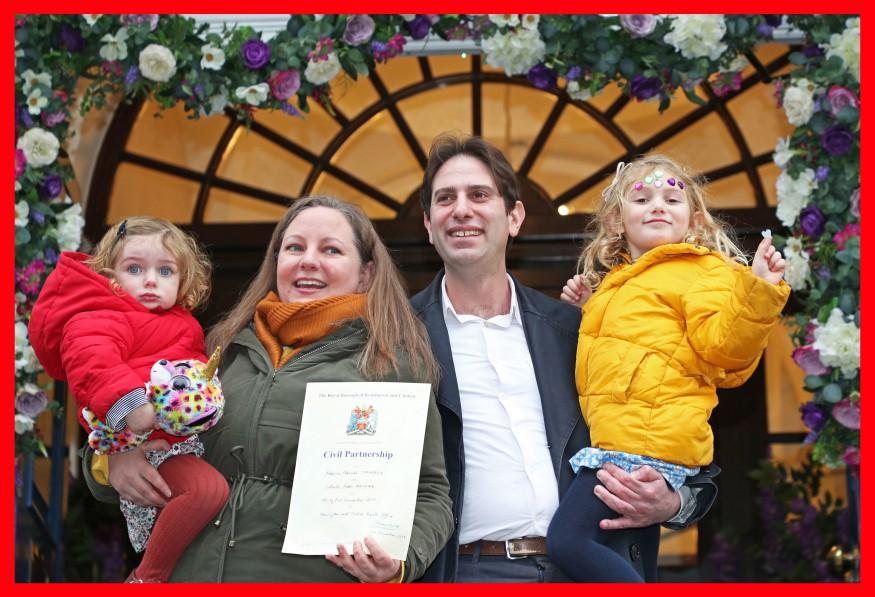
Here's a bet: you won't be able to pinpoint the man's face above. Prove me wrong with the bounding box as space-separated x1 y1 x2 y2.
423 154 524 273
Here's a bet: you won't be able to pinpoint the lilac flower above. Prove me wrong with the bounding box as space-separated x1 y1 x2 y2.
44 247 58 265
39 174 63 199
630 74 662 101
120 14 159 31
406 15 432 40
800 401 827 432
40 111 66 128
815 165 830 181
826 85 859 117
343 14 376 46
619 14 657 38
527 64 557 90
17 105 34 129
799 204 826 237
268 69 301 101
279 102 302 117
816 266 832 281
15 386 48 418
60 24 85 52
30 211 45 226
124 65 140 86
566 65 582 81
241 38 270 70
832 399 860 429
757 23 774 36
821 125 853 156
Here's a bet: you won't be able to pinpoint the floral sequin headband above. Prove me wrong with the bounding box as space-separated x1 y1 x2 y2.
633 169 684 191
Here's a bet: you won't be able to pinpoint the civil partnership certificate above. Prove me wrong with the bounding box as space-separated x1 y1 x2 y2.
282 382 431 560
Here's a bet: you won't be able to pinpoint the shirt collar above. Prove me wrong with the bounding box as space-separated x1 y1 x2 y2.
441 273 522 327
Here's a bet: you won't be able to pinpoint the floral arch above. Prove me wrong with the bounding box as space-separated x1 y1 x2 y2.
14 14 859 552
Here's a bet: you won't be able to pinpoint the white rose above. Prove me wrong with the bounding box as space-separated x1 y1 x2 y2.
15 414 35 435
775 168 816 227
481 28 546 76
15 200 29 228
782 84 815 126
17 128 60 168
773 136 794 169
21 69 52 95
489 14 521 28
55 203 84 252
304 53 342 86
200 44 226 71
782 248 810 290
99 28 129 62
566 80 592 102
235 83 270 106
663 15 728 61
813 308 860 378
139 44 177 83
822 17 860 82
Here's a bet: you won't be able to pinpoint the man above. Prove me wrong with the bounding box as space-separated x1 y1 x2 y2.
411 133 718 582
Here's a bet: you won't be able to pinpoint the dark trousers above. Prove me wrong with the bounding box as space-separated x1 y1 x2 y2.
456 544 572 583
547 467 659 582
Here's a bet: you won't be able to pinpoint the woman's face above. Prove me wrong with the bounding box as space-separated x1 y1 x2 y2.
276 206 373 302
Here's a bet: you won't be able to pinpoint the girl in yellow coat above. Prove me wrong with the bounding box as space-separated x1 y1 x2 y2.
547 155 791 582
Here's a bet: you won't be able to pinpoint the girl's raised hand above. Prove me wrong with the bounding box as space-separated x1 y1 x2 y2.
751 237 786 285
560 274 593 307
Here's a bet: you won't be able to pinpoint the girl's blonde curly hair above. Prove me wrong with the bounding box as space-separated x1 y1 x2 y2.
577 154 747 290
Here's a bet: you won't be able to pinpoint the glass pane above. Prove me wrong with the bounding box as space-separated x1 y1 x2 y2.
653 112 738 174
765 324 809 434
481 84 557 170
375 55 422 92
727 83 795 157
583 81 623 113
704 173 756 209
401 84 472 149
614 86 703 146
253 100 341 155
330 112 419 205
529 104 625 199
428 54 471 77
312 173 396 220
658 526 698 567
107 162 198 224
216 128 311 198
749 42 791 74
759 162 782 207
126 99 228 172
204 188 289 223
562 183 607 215
330 73 379 116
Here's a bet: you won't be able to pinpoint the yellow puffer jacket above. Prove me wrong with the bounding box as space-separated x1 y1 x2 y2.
577 243 791 466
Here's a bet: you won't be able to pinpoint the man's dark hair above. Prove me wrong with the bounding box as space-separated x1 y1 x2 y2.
420 133 521 217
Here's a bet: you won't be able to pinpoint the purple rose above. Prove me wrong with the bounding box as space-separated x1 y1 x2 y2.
268 69 301 101
800 401 827 432
802 45 824 58
850 188 860 218
799 204 826 238
15 387 48 418
241 38 270 70
832 399 860 430
406 15 432 40
15 149 27 178
763 15 783 26
39 174 63 199
793 345 830 375
619 14 657 38
630 74 662 101
343 14 375 46
527 64 557 90
821 125 853 156
60 24 85 52
826 85 859 117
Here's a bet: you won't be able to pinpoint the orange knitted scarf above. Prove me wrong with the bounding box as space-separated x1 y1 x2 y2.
254 291 367 368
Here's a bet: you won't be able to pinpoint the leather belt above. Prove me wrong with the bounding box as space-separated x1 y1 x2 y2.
458 537 548 559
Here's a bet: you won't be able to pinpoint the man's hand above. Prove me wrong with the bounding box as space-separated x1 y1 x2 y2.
326 537 401 583
594 463 680 529
125 403 157 435
107 439 172 507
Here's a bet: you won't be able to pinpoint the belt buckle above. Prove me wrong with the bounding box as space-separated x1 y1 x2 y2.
504 539 526 560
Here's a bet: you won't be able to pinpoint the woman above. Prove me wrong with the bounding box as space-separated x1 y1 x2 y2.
96 196 453 582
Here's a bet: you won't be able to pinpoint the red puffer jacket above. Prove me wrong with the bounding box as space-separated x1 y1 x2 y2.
29 252 207 444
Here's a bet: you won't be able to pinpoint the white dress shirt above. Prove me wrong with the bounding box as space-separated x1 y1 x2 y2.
442 276 560 543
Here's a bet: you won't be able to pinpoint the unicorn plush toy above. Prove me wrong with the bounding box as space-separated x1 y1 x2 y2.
83 347 225 454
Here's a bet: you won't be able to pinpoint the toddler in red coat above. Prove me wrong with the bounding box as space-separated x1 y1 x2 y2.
29 216 229 582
